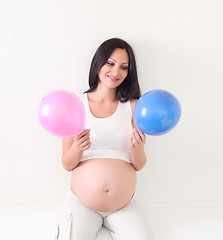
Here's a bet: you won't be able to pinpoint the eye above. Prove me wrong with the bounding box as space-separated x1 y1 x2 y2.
106 61 114 66
121 65 128 70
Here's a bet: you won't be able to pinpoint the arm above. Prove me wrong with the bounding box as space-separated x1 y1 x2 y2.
130 99 147 171
62 129 91 172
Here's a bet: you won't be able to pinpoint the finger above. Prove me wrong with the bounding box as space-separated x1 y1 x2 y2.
136 128 146 143
83 142 91 151
79 133 90 144
132 134 139 146
130 137 134 148
76 131 90 143
75 129 91 140
81 138 91 148
134 128 141 143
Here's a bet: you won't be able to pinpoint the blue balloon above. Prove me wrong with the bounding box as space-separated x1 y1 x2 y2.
134 89 181 135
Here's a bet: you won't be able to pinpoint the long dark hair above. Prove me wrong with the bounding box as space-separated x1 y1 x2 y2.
84 38 141 102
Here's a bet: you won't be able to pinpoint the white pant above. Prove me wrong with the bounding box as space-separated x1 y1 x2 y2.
56 189 153 240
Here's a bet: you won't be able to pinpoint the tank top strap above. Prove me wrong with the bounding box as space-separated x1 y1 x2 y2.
118 99 132 120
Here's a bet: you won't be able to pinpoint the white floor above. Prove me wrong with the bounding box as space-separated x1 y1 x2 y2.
0 204 223 240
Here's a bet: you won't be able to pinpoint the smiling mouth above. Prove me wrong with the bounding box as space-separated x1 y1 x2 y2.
107 75 119 82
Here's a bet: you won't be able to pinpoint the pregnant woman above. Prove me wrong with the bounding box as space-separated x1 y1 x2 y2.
57 38 152 240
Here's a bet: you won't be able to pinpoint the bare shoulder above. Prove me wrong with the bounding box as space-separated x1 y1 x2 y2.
130 99 138 111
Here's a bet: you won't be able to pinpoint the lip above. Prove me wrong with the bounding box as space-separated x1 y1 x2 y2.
107 75 119 82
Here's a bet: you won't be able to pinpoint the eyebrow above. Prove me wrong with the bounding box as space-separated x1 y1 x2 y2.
110 58 129 65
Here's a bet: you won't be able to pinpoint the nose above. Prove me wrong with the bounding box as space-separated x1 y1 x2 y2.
111 65 120 77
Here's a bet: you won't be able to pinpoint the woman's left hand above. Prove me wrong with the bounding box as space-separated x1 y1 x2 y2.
130 128 146 149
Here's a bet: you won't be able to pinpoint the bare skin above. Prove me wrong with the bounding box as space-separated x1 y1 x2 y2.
62 48 146 212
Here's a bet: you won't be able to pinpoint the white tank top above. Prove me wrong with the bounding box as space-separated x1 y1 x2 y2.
80 93 133 163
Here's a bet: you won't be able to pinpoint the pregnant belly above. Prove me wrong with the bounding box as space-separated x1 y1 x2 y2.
70 158 137 212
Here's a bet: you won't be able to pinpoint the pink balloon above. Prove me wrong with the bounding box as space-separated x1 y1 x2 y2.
38 90 86 137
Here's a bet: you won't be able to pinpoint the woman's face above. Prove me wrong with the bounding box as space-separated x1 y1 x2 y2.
98 48 129 89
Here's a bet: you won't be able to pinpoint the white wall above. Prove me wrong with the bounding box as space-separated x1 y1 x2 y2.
0 0 222 206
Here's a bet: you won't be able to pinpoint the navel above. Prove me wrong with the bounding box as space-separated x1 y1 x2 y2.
103 185 111 193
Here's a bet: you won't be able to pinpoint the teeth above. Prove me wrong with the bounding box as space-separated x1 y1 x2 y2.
108 75 118 81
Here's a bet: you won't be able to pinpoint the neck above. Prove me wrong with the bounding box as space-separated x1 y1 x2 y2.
90 84 118 102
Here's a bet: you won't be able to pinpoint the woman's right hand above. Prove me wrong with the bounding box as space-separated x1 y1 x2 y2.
72 129 91 153
62 129 91 171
